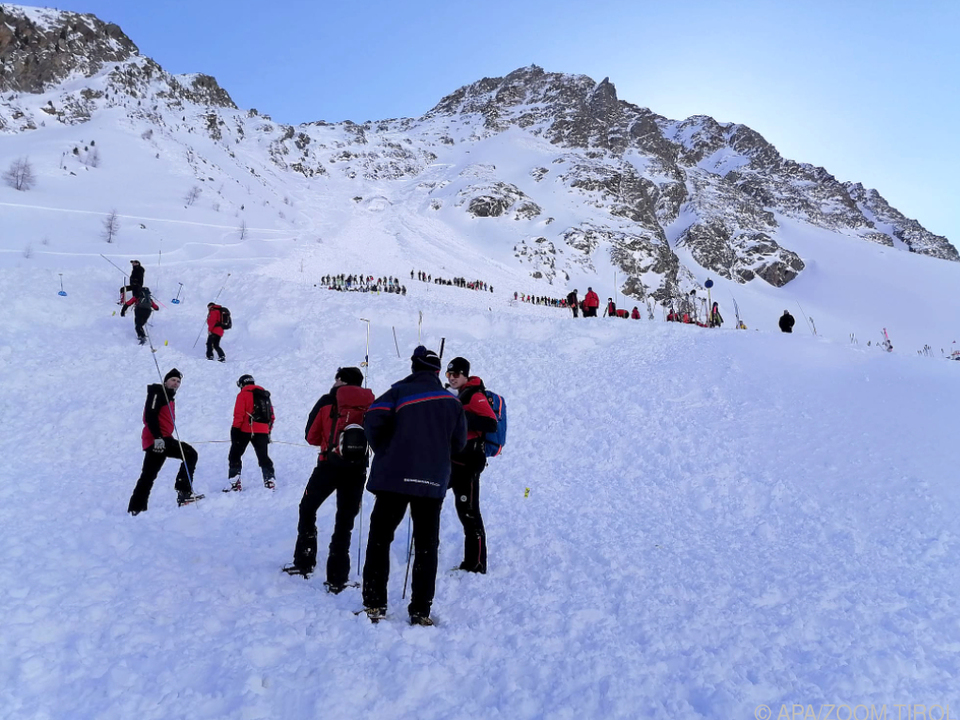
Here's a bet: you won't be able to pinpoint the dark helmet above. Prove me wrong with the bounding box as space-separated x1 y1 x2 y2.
237 374 255 388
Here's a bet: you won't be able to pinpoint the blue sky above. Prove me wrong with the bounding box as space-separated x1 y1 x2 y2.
40 0 960 246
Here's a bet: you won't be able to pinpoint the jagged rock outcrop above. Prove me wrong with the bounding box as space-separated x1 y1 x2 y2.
0 5 138 92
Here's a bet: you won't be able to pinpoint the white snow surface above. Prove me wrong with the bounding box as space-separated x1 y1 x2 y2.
2 69 960 719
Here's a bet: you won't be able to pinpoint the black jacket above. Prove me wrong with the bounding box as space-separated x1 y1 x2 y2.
130 265 145 288
779 313 795 332
364 371 467 499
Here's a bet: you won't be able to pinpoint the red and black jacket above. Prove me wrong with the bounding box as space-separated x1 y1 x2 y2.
233 385 275 434
207 306 224 337
583 291 599 309
453 376 497 466
305 384 375 463
141 383 175 450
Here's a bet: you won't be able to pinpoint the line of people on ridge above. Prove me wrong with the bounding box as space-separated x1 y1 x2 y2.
513 292 570 309
127 346 505 628
412 270 494 293
320 275 407 294
116 259 233 360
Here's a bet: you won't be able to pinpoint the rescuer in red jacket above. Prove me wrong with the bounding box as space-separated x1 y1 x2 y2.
206 302 226 362
224 375 276 492
582 288 600 317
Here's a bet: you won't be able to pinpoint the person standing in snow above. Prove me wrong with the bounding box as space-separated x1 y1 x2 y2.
360 346 466 626
566 289 579 318
710 302 724 328
120 286 159 345
779 310 795 333
582 287 600 317
604 298 617 318
119 259 145 302
224 375 276 492
445 357 497 574
285 367 375 592
206 302 226 362
128 368 200 515
631 307 641 319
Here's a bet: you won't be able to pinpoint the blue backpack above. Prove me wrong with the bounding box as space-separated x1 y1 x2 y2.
483 390 507 457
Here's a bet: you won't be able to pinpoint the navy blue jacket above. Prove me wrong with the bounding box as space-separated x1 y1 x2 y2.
364 371 467 499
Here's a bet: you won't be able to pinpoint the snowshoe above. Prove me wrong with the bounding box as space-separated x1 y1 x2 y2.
177 491 204 507
282 564 312 578
222 478 242 493
324 581 359 595
355 607 387 624
409 614 435 627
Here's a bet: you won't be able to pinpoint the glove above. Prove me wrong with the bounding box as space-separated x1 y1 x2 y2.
152 438 165 453
120 305 127 317
267 433 272 444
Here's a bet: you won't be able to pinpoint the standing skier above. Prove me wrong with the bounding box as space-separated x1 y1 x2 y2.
779 310 795 333
582 287 600 317
119 259 145 302
206 302 227 362
445 357 497 574
361 346 466 625
127 368 201 515
285 367 374 592
225 375 276 491
120 286 159 345
710 302 724 328
566 289 579 318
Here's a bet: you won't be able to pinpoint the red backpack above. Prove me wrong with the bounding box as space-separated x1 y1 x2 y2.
307 385 374 462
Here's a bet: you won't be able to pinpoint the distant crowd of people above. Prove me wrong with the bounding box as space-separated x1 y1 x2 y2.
513 292 570 309
412 270 494 293
320 275 407 295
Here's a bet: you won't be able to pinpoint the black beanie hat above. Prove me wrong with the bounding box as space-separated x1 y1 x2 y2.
446 356 470 376
335 366 364 387
237 374 255 388
164 368 182 382
411 345 442 373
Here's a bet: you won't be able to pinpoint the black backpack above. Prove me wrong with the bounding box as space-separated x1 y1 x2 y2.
218 306 232 330
136 288 153 309
326 400 368 464
251 388 273 425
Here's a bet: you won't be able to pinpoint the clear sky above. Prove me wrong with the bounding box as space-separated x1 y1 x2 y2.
33 0 960 246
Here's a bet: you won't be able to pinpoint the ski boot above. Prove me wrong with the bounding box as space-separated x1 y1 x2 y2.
222 478 242 493
262 470 276 490
282 533 317 577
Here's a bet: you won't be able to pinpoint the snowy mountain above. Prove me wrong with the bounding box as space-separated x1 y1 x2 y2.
1 4 956 306
3 5 960 719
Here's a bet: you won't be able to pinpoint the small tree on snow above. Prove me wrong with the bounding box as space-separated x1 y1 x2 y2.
184 185 202 206
238 219 248 241
3 157 37 191
103 210 120 243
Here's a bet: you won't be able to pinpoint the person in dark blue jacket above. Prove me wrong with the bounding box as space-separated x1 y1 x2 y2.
361 345 467 626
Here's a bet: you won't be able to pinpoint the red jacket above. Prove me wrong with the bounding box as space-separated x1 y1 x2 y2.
207 306 224 337
631 308 641 319
305 385 375 459
583 291 599 309
233 385 275 434
458 377 497 442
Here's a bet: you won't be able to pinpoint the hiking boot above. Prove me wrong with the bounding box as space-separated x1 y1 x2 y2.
292 533 317 574
177 490 203 506
262 477 275 490
324 582 347 595
409 613 434 627
364 607 387 623
458 561 487 574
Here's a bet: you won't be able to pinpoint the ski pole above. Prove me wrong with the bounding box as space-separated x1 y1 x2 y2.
418 311 422 344
392 327 400 358
401 514 413 600
58 274 67 297
99 253 127 275
439 337 445 361
360 318 371 387
796 301 815 335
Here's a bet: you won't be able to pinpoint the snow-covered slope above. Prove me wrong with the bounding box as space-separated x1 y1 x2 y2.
2 9 960 716
2 259 960 719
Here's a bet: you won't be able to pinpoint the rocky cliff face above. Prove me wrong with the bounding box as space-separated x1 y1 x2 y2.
0 10 953 300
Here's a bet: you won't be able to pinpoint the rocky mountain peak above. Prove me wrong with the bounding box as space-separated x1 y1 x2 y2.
0 4 138 92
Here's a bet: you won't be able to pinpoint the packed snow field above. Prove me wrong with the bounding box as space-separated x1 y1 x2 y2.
2 253 960 719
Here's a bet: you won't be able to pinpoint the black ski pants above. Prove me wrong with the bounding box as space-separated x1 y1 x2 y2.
450 461 487 573
133 307 152 342
362 491 443 618
296 460 366 585
206 333 225 360
228 428 274 479
129 438 198 512
571 305 579 318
